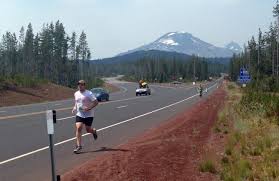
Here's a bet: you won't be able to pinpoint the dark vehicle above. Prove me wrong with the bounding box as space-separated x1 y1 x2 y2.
172 81 182 85
91 88 109 102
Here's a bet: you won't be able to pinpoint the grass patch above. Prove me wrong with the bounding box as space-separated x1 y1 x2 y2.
219 82 279 180
199 160 217 174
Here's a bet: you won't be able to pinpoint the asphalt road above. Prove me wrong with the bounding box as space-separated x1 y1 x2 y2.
0 80 221 181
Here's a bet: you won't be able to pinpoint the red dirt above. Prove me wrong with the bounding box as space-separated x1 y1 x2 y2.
0 83 119 107
63 87 226 181
0 83 75 107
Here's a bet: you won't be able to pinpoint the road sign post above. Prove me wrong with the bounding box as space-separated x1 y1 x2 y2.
46 110 60 181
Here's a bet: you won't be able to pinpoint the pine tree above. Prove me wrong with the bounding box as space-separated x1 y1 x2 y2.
23 23 34 76
70 32 77 61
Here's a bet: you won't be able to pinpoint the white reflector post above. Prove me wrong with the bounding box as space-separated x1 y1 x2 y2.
46 110 54 135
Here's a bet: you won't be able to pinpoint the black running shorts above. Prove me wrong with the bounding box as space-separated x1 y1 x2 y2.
76 116 94 126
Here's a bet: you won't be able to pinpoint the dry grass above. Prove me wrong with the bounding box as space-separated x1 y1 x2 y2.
217 82 279 180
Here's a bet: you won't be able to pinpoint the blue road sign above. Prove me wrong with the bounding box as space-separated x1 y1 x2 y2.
238 68 251 84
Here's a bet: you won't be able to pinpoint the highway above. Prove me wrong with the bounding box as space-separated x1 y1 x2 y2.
0 80 220 181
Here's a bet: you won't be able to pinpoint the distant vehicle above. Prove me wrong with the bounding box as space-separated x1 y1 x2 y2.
91 88 109 102
136 82 151 96
172 81 182 85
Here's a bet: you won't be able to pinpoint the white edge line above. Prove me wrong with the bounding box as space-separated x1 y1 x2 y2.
0 83 219 165
116 105 128 109
0 97 146 120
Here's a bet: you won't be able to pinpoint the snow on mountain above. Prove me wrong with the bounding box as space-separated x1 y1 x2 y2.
225 41 242 54
118 32 242 58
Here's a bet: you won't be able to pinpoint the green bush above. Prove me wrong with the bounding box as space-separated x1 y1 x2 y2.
238 159 252 178
247 76 279 92
199 160 217 173
225 147 232 156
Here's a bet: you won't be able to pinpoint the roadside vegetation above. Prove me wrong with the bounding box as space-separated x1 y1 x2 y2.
213 82 279 181
0 75 48 91
203 3 279 179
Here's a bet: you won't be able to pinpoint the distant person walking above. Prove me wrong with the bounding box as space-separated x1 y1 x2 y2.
198 84 203 97
72 80 98 154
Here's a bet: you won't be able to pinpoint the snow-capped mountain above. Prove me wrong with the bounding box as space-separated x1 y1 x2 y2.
119 32 242 58
225 41 242 54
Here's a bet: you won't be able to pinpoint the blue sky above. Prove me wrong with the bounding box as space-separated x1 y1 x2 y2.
0 0 276 58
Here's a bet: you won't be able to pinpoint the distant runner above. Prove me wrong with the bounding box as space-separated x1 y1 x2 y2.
72 80 98 154
198 84 203 97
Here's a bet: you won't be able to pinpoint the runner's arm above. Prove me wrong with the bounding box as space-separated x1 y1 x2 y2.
84 100 98 111
72 102 77 114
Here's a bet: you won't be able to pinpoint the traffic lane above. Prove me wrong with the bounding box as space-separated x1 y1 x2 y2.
0 96 151 162
0 82 133 117
0 84 218 181
0 84 174 162
0 81 217 163
0 80 203 117
0 80 213 162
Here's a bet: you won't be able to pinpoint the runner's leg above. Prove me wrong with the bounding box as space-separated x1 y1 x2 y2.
76 122 83 146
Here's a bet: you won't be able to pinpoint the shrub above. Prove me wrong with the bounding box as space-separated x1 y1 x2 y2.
238 159 252 178
240 91 279 123
221 156 229 164
199 160 217 173
228 84 235 90
225 147 232 156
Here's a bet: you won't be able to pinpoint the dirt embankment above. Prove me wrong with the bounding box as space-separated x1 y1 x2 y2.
0 83 75 107
63 87 227 181
0 82 120 107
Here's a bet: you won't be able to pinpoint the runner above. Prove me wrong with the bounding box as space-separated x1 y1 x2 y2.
198 84 203 97
72 80 98 154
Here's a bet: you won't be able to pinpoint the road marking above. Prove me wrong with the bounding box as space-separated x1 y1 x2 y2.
57 116 75 121
0 111 6 113
54 104 62 106
0 99 73 110
116 105 128 109
0 83 218 165
0 107 72 120
150 85 177 89
0 96 146 120
0 83 128 110
119 85 128 93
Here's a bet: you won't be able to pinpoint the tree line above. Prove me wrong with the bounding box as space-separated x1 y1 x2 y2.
0 20 99 88
94 55 227 83
230 2 279 91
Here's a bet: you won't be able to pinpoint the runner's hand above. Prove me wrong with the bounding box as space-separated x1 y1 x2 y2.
72 108 76 114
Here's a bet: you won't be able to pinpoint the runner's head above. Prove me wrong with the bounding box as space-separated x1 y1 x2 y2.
78 80 86 92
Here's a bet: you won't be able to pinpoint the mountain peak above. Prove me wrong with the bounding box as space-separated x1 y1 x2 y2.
225 41 242 53
118 32 242 58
